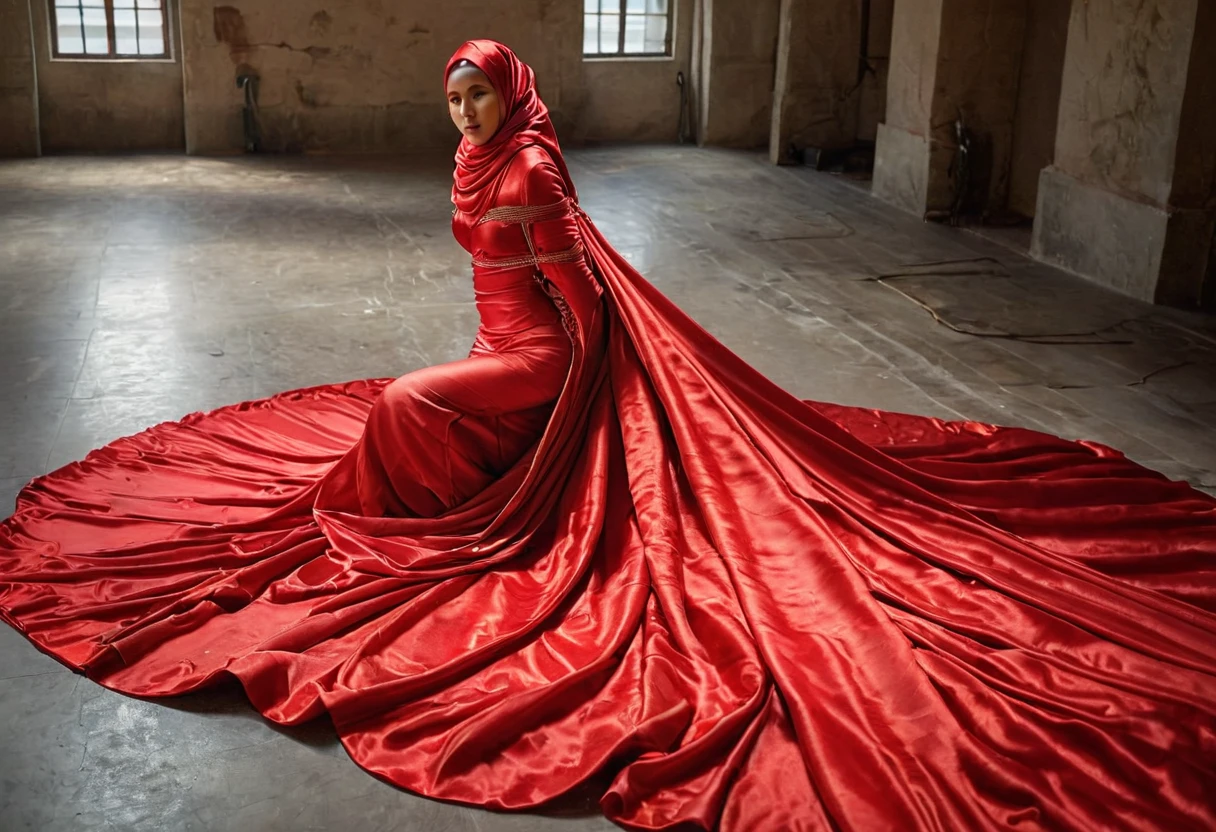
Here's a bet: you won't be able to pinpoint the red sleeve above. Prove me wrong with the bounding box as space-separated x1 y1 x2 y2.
519 158 603 338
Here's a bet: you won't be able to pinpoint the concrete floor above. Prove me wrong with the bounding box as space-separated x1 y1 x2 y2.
1 146 1214 831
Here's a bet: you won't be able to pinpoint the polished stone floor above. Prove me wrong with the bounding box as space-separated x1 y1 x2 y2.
1 147 1213 831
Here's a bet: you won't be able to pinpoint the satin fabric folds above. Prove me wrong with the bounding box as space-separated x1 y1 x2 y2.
4 42 1216 832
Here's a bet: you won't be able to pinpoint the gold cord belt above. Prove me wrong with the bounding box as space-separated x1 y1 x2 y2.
471 241 585 270
477 197 576 226
471 197 585 270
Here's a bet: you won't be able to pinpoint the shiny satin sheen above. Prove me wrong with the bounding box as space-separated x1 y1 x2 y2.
3 45 1216 832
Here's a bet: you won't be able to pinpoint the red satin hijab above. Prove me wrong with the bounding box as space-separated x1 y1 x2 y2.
445 39 577 214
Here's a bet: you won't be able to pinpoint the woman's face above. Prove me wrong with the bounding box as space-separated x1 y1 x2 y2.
446 65 502 146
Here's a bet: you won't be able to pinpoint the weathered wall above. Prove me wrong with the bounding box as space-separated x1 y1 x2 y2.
1168 0 1216 211
180 0 693 154
1033 0 1213 306
769 0 862 162
30 0 185 151
697 0 780 148
857 0 894 144
882 0 940 137
1006 0 1069 217
871 0 943 212
875 0 1034 215
931 0 1028 212
1052 0 1196 207
0 0 709 155
580 0 695 143
1166 0 1216 310
0 0 39 156
181 1 583 154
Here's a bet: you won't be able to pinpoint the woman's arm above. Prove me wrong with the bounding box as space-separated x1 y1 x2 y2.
519 158 604 335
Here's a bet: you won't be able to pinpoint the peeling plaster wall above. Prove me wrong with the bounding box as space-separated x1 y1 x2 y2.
1007 0 1070 218
31 0 185 151
0 0 39 156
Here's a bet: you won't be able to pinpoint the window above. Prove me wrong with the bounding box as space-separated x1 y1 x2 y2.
584 0 672 57
50 0 170 59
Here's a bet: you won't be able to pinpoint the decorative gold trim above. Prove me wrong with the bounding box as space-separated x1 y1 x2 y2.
521 221 538 260
471 241 585 270
477 198 576 226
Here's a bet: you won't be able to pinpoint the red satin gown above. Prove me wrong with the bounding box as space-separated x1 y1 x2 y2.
2 144 1216 832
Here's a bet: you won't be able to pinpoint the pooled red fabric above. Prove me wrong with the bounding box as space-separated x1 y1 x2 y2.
2 39 1215 832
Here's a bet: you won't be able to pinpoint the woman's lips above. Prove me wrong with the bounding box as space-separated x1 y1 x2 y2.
464 124 481 132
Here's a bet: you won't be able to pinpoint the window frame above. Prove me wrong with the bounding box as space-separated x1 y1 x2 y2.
49 0 172 61
583 0 674 60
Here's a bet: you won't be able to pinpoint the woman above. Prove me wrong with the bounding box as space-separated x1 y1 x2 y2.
2 40 1214 831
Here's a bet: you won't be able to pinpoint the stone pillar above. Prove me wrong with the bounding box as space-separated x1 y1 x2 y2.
1032 0 1215 308
695 0 781 148
0 0 39 157
768 0 862 164
872 0 1027 216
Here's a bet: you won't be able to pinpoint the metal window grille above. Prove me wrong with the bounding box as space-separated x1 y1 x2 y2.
584 0 672 57
50 0 170 59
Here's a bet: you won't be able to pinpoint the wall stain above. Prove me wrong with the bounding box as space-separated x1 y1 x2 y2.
295 80 319 108
213 6 249 47
310 11 333 35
